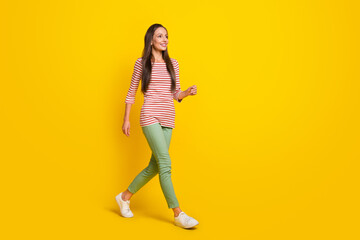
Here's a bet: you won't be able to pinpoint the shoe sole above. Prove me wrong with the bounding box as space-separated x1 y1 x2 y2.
174 222 199 228
115 195 133 218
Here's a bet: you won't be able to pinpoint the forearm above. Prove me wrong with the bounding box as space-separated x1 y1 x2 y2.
124 103 132 121
178 91 188 101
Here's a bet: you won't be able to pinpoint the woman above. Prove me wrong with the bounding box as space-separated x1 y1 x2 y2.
116 24 199 229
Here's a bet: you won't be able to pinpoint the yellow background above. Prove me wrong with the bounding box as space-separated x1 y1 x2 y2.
1 0 359 239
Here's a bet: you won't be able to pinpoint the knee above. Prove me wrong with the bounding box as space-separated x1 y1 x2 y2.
143 164 159 176
158 165 172 176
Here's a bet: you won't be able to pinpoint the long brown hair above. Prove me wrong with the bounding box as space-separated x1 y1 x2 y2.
141 24 176 94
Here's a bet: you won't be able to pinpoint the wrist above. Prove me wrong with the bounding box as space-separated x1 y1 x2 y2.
181 91 189 99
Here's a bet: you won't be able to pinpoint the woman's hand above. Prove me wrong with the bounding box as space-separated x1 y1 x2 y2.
185 85 197 96
122 120 131 137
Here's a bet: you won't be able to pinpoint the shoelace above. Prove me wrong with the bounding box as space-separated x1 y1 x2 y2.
121 198 131 212
179 213 194 224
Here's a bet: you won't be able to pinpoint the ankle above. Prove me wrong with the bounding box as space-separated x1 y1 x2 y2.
173 209 182 217
121 192 129 201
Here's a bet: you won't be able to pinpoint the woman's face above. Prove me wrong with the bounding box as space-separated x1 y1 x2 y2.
151 27 168 51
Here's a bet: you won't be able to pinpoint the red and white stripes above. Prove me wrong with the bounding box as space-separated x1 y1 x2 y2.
125 57 182 129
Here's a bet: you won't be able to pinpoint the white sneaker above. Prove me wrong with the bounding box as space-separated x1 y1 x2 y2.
174 211 199 228
115 192 134 218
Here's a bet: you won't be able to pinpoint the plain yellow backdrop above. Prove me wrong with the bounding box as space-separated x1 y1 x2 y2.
1 0 359 239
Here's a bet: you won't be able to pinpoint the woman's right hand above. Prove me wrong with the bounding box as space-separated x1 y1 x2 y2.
122 120 131 137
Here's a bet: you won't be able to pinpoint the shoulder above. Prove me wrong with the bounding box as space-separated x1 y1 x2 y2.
134 57 143 68
170 58 179 66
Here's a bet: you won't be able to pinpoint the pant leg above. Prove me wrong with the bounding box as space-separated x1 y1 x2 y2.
141 123 179 209
127 124 174 199
127 153 158 194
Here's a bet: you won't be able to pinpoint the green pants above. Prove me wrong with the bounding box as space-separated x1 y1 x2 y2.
127 123 179 209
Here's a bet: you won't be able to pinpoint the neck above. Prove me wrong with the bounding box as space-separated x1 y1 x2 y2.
151 49 164 62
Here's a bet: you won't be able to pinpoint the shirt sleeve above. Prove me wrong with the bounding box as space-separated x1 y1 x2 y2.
125 58 142 104
173 59 183 103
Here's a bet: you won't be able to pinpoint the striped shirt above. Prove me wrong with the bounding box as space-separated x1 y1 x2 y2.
125 57 182 128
